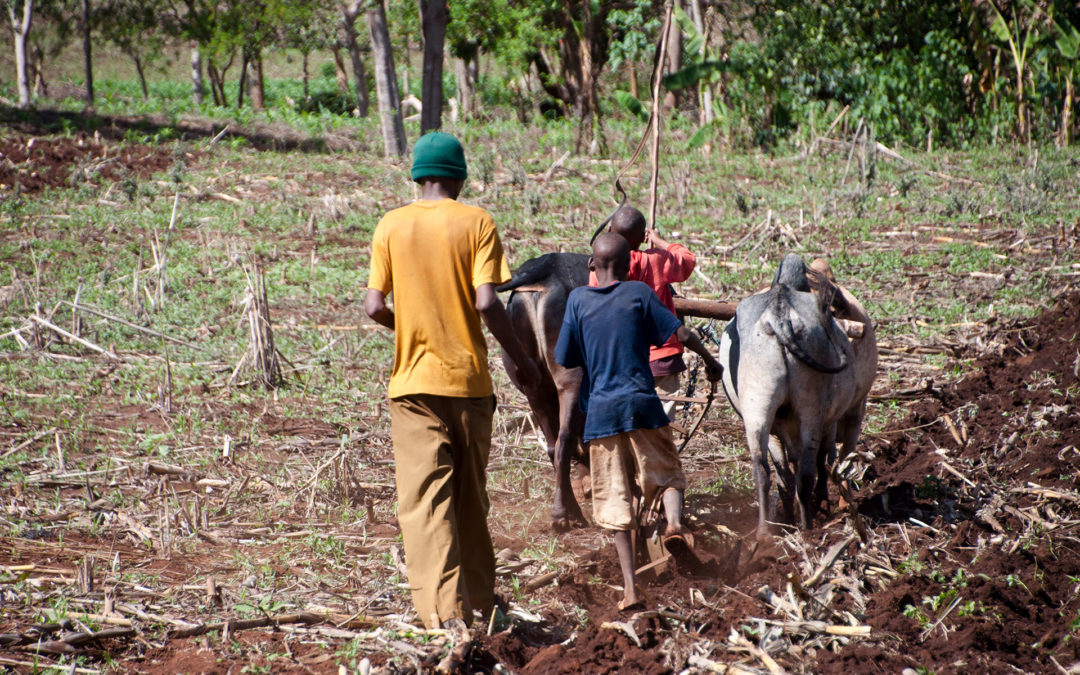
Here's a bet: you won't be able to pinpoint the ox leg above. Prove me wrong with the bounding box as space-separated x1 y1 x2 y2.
837 402 866 464
498 353 558 459
814 422 838 514
746 420 774 539
833 406 865 510
500 297 560 460
796 431 821 530
550 366 588 531
769 435 796 526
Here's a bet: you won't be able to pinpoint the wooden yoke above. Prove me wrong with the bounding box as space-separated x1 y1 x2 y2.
672 296 865 340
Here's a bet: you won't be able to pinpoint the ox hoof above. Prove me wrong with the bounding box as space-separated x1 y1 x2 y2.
550 510 588 533
550 517 574 533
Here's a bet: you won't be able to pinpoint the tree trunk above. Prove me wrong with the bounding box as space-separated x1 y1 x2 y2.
8 0 35 108
207 61 220 105
664 0 682 111
628 59 638 99
454 56 476 117
301 51 309 99
247 52 264 111
30 43 45 97
367 0 407 157
191 41 204 105
207 60 223 106
208 52 234 107
332 46 349 95
342 0 369 117
577 0 604 153
132 53 148 99
1061 75 1073 148
579 6 595 120
237 50 248 108
1016 62 1027 144
689 0 712 124
418 0 447 133
81 0 93 106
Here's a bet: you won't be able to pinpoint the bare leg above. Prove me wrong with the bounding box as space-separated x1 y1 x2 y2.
614 530 641 609
661 488 684 538
550 365 588 531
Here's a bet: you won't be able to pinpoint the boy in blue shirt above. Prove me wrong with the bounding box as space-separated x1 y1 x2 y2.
555 233 722 610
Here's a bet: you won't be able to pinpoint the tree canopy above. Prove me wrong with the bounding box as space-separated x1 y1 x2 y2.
5 0 1080 149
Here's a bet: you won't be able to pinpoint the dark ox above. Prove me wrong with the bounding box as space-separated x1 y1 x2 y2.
718 254 877 537
497 252 590 530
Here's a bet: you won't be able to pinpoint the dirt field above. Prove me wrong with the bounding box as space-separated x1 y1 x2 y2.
2 127 1079 674
0 132 178 196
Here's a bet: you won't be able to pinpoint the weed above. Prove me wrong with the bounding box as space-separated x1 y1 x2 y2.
956 600 985 617
898 555 926 575
902 603 929 627
336 638 364 669
922 588 958 613
1005 573 1031 595
915 476 949 501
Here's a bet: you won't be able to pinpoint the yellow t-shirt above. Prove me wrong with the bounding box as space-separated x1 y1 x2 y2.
367 199 511 399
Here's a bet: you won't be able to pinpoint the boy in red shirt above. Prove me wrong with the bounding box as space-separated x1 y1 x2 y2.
589 206 697 414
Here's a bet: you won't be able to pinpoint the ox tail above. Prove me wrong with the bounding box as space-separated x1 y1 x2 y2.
768 285 848 374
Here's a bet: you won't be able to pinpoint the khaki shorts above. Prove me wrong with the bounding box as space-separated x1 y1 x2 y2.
589 427 687 531
654 373 681 419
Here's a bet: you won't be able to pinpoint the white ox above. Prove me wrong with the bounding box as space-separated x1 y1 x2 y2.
719 254 877 537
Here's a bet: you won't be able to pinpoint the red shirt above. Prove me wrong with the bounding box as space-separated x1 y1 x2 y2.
588 242 696 362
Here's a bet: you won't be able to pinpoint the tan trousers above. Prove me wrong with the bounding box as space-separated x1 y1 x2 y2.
389 394 496 629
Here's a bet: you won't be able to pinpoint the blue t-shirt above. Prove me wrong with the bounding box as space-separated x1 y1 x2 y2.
554 280 683 441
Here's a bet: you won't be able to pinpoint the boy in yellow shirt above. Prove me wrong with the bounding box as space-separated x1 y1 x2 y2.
365 132 538 637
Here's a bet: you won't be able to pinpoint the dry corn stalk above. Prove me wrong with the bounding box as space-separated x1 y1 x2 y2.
230 259 284 389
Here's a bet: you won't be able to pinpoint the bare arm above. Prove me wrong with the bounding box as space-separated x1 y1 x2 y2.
676 324 722 382
476 283 540 389
364 289 395 330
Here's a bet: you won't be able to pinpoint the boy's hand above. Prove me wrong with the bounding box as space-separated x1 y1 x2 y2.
645 228 670 250
703 357 723 383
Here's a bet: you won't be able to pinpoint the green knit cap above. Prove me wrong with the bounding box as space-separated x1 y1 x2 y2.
410 132 468 181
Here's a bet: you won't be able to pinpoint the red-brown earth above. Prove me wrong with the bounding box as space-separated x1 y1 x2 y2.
1 131 1078 673
0 132 179 195
3 270 1077 674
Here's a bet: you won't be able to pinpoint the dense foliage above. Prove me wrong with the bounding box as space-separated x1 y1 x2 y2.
3 0 1079 150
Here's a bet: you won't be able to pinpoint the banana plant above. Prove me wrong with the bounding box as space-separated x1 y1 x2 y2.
1047 10 1079 145
983 0 1043 142
661 5 729 148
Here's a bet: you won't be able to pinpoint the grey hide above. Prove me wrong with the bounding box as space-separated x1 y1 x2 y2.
719 254 877 536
